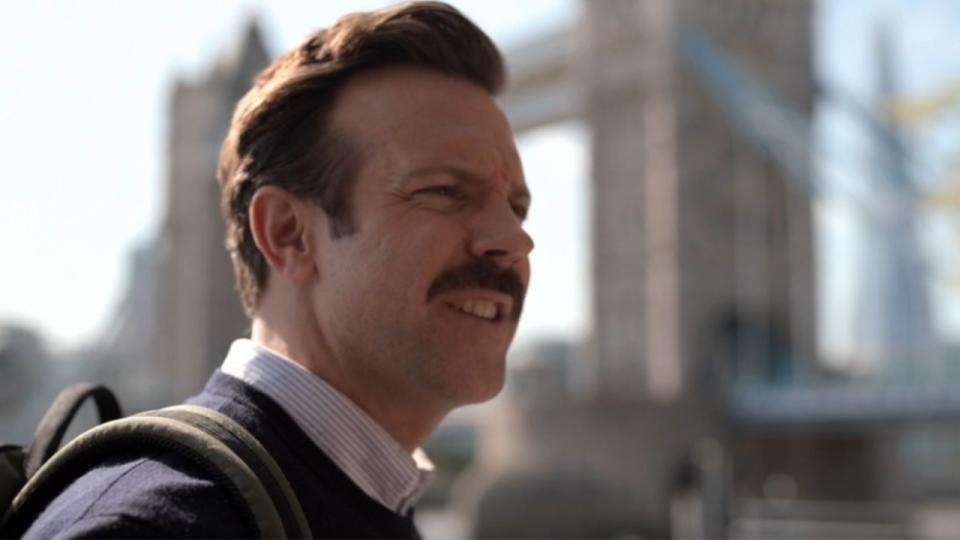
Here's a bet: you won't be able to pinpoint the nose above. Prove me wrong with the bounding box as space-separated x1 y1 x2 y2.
467 202 534 267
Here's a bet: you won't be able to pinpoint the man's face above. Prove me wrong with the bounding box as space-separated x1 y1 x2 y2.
309 67 533 411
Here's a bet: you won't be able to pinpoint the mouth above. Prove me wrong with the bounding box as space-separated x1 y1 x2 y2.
444 298 509 323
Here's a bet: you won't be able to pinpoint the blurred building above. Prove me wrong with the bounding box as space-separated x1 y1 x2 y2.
856 23 935 373
96 21 269 407
0 324 62 443
472 0 814 537
156 20 267 401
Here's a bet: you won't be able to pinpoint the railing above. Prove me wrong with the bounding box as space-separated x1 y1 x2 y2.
725 363 960 424
729 498 918 540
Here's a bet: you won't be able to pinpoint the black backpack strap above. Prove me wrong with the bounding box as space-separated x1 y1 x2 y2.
148 405 311 539
0 445 27 513
4 406 310 539
24 383 122 480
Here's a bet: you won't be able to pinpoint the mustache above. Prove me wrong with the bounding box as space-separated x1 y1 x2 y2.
426 259 526 321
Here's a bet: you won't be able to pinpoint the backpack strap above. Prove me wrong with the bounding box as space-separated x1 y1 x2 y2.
3 406 311 539
149 405 311 539
0 445 26 512
24 383 123 479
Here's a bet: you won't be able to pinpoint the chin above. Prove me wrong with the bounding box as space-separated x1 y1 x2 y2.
419 343 510 407
463 377 505 405
450 358 507 406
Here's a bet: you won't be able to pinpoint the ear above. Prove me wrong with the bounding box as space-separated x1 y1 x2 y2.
248 186 319 286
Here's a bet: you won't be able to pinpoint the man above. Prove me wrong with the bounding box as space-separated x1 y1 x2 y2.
25 2 532 538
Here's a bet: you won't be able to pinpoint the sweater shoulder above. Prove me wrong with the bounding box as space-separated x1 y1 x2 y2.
23 450 252 540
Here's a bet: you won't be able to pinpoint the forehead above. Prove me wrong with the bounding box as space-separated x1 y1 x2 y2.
329 66 526 193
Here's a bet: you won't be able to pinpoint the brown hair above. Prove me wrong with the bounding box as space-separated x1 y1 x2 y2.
218 1 506 316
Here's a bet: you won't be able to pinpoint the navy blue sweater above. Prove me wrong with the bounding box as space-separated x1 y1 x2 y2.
23 371 422 539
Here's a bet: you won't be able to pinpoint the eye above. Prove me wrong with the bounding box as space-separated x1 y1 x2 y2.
512 204 529 220
417 185 462 199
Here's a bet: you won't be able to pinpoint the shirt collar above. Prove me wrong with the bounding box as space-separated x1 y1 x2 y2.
220 339 434 514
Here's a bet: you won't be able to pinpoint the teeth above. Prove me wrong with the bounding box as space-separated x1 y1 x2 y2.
454 299 497 320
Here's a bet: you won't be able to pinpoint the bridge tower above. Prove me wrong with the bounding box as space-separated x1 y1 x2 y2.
157 21 270 401
469 1 819 536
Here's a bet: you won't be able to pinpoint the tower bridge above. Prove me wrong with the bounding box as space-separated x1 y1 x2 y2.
498 2 953 424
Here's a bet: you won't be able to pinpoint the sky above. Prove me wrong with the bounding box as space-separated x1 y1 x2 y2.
1 0 959 362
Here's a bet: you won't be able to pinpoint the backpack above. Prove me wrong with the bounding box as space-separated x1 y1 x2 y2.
0 383 312 539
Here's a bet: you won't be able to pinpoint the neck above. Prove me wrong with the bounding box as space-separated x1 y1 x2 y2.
249 316 448 453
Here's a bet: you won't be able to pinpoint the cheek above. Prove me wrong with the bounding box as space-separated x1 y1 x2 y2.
382 219 463 269
364 233 438 310
357 213 471 308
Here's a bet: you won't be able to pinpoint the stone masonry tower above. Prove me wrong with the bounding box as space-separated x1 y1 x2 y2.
468 1 817 536
157 21 271 401
584 0 816 402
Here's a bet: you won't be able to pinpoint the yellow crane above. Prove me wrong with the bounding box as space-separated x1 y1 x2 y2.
887 81 960 285
887 81 960 125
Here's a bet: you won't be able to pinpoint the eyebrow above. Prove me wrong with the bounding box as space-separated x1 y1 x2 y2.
404 164 532 203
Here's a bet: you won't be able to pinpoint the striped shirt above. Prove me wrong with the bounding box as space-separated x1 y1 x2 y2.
220 339 434 515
